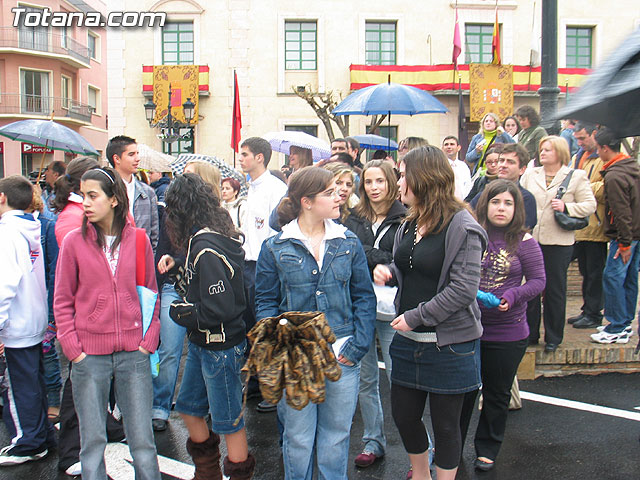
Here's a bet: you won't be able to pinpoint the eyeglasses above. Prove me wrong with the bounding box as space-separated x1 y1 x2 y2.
317 187 339 198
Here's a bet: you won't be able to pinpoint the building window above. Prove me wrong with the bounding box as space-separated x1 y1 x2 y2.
88 85 99 114
20 70 50 114
369 125 398 161
162 127 194 156
60 26 68 48
465 23 494 64
285 21 317 70
365 21 397 65
284 125 318 137
61 75 70 109
566 27 592 68
87 31 99 60
162 22 194 65
17 6 48 51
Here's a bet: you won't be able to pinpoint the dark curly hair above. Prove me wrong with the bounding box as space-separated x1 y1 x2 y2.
165 173 241 250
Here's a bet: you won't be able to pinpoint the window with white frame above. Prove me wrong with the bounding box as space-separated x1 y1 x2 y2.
88 85 99 114
61 75 70 109
87 31 99 60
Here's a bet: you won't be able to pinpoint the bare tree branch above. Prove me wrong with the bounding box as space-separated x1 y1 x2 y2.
292 85 350 140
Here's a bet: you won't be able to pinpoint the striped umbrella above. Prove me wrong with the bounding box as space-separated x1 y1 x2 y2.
170 153 248 197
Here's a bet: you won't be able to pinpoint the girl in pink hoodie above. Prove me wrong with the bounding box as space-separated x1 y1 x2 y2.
54 167 161 480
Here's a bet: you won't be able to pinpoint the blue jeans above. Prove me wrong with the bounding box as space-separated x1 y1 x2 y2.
603 240 640 333
174 340 247 434
357 320 395 456
151 283 186 421
71 350 160 480
42 342 62 408
279 362 360 480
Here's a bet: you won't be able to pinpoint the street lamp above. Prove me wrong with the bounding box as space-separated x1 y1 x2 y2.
144 83 195 156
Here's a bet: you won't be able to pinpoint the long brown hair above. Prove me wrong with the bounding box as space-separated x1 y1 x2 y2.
277 166 334 226
80 167 129 254
356 160 398 222
403 145 467 235
475 179 526 251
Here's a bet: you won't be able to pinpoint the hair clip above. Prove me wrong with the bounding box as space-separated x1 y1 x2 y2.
95 169 115 184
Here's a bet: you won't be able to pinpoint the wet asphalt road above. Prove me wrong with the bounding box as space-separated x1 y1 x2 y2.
1 361 639 479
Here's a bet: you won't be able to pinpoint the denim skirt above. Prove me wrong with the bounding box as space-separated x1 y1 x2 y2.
389 334 481 394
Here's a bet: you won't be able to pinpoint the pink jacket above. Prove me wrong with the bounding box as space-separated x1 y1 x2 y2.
54 222 160 361
55 201 84 246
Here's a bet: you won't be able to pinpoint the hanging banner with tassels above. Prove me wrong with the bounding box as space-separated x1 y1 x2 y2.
151 65 199 124
469 64 513 122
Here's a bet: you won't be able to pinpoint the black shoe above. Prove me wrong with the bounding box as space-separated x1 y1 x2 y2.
152 419 168 432
474 458 495 472
256 400 277 413
572 317 602 329
567 314 584 325
544 343 559 352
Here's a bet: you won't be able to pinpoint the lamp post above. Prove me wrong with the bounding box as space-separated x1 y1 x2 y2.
144 83 195 156
538 0 560 134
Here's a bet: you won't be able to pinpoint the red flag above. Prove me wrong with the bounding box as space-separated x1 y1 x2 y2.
231 71 242 152
452 9 461 70
491 7 501 65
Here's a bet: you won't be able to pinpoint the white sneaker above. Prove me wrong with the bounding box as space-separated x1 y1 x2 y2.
65 461 82 476
590 330 630 344
0 445 47 466
596 325 633 336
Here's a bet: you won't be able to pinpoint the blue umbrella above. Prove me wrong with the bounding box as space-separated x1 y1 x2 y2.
352 134 398 151
333 78 448 150
332 81 449 116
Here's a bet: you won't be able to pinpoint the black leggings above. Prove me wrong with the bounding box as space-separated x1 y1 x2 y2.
391 383 465 470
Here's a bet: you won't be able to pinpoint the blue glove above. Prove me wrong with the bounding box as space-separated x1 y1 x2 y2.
477 290 501 309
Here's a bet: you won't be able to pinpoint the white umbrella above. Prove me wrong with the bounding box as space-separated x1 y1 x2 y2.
263 131 331 162
137 144 174 172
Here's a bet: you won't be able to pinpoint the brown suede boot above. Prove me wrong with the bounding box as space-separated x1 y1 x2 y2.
223 453 256 480
186 432 222 480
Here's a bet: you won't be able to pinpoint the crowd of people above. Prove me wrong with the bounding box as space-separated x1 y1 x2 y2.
0 103 638 480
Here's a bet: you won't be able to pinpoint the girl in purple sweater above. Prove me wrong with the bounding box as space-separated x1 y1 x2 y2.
460 179 545 472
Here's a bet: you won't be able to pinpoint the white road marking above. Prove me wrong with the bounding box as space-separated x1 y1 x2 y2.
377 360 640 422
105 442 195 480
519 391 640 422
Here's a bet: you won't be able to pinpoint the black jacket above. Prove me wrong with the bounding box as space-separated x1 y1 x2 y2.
345 200 407 272
169 229 246 350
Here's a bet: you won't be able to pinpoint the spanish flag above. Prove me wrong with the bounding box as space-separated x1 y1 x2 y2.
491 8 501 65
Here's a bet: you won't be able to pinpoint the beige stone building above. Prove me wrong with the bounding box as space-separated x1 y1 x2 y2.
108 0 640 166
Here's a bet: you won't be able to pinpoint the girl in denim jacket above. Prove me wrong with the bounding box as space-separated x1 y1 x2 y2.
255 167 376 480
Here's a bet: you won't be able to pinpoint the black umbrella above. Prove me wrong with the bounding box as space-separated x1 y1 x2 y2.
558 28 640 137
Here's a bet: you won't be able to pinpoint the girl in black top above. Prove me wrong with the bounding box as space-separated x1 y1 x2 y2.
158 174 255 480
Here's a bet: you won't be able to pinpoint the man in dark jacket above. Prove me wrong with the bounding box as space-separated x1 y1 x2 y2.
590 127 640 344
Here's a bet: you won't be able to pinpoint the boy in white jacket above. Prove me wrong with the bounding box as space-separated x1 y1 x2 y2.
0 175 55 466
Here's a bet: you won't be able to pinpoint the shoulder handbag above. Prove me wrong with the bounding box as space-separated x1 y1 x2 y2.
371 223 398 321
553 170 590 231
135 229 160 377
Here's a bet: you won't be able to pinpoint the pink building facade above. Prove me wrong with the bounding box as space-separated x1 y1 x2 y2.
0 0 108 177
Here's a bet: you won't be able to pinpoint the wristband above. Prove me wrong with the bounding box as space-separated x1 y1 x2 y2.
617 244 631 252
